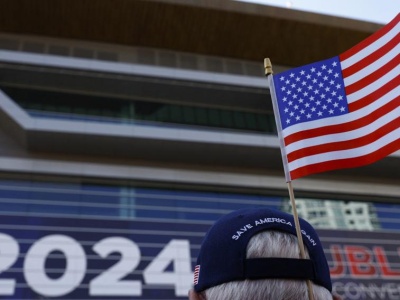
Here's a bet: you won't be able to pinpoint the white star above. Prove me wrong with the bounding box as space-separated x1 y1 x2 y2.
321 65 327 70
334 73 339 78
290 111 295 117
280 76 285 81
323 76 328 81
302 81 307 86
338 95 344 101
284 107 289 113
296 77 300 82
317 111 323 116
329 109 334 114
283 97 288 102
328 69 333 74
330 80 335 85
316 100 321 106
336 84 342 89
306 74 311 79
285 79 290 84
303 92 309 97
322 105 327 110
311 107 316 112
307 113 312 119
314 89 319 94
333 102 339 108
287 90 292 95
296 115 301 121
286 118 291 124
312 78 318 84
340 106 346 112
300 70 305 75
281 86 286 91
321 93 326 99
288 100 293 106
311 67 316 73
317 71 322 77
331 91 337 96
300 109 305 114
290 73 295 78
332 61 338 67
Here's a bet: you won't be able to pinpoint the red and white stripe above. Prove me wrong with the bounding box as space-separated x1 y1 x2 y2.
283 13 400 180
194 265 200 285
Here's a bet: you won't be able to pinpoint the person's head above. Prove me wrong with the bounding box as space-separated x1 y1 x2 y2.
189 208 338 300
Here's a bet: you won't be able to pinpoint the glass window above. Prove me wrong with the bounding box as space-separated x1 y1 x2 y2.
195 107 208 126
244 112 257 130
1 179 398 232
1 86 275 134
233 111 245 129
208 109 220 127
182 106 195 123
220 110 233 128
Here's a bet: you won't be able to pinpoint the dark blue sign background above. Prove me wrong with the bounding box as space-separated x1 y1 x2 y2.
2 215 400 299
0 215 208 299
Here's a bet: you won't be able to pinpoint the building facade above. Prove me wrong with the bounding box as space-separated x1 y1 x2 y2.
0 1 399 299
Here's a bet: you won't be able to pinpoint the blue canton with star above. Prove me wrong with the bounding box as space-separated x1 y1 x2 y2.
273 56 349 130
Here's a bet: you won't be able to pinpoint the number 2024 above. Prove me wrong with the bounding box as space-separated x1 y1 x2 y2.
0 233 194 297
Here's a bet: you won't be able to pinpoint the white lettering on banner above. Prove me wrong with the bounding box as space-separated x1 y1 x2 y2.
0 233 19 295
0 234 193 297
232 218 292 240
24 235 87 297
89 237 142 296
333 281 400 300
143 240 193 296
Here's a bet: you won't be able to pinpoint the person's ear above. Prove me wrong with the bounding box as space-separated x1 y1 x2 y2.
188 289 203 300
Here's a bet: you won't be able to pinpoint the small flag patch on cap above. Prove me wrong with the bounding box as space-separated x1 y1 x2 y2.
194 265 200 285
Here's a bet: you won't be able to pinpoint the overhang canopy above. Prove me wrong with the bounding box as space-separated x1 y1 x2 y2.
0 0 382 67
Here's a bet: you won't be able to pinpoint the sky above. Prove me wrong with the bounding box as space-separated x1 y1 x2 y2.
235 0 399 24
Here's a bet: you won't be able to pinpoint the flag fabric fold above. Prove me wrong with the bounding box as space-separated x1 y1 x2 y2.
269 13 400 181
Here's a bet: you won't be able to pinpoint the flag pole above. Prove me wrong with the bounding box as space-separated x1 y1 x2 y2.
264 58 315 300
287 181 315 300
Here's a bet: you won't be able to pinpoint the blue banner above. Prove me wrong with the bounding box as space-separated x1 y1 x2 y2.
1 215 400 299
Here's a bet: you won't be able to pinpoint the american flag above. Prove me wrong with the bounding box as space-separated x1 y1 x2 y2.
194 265 200 285
270 13 400 181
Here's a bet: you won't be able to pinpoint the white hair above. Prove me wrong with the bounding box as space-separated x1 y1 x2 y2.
201 230 333 300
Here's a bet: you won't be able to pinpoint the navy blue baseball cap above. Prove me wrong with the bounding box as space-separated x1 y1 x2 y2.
193 208 332 292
